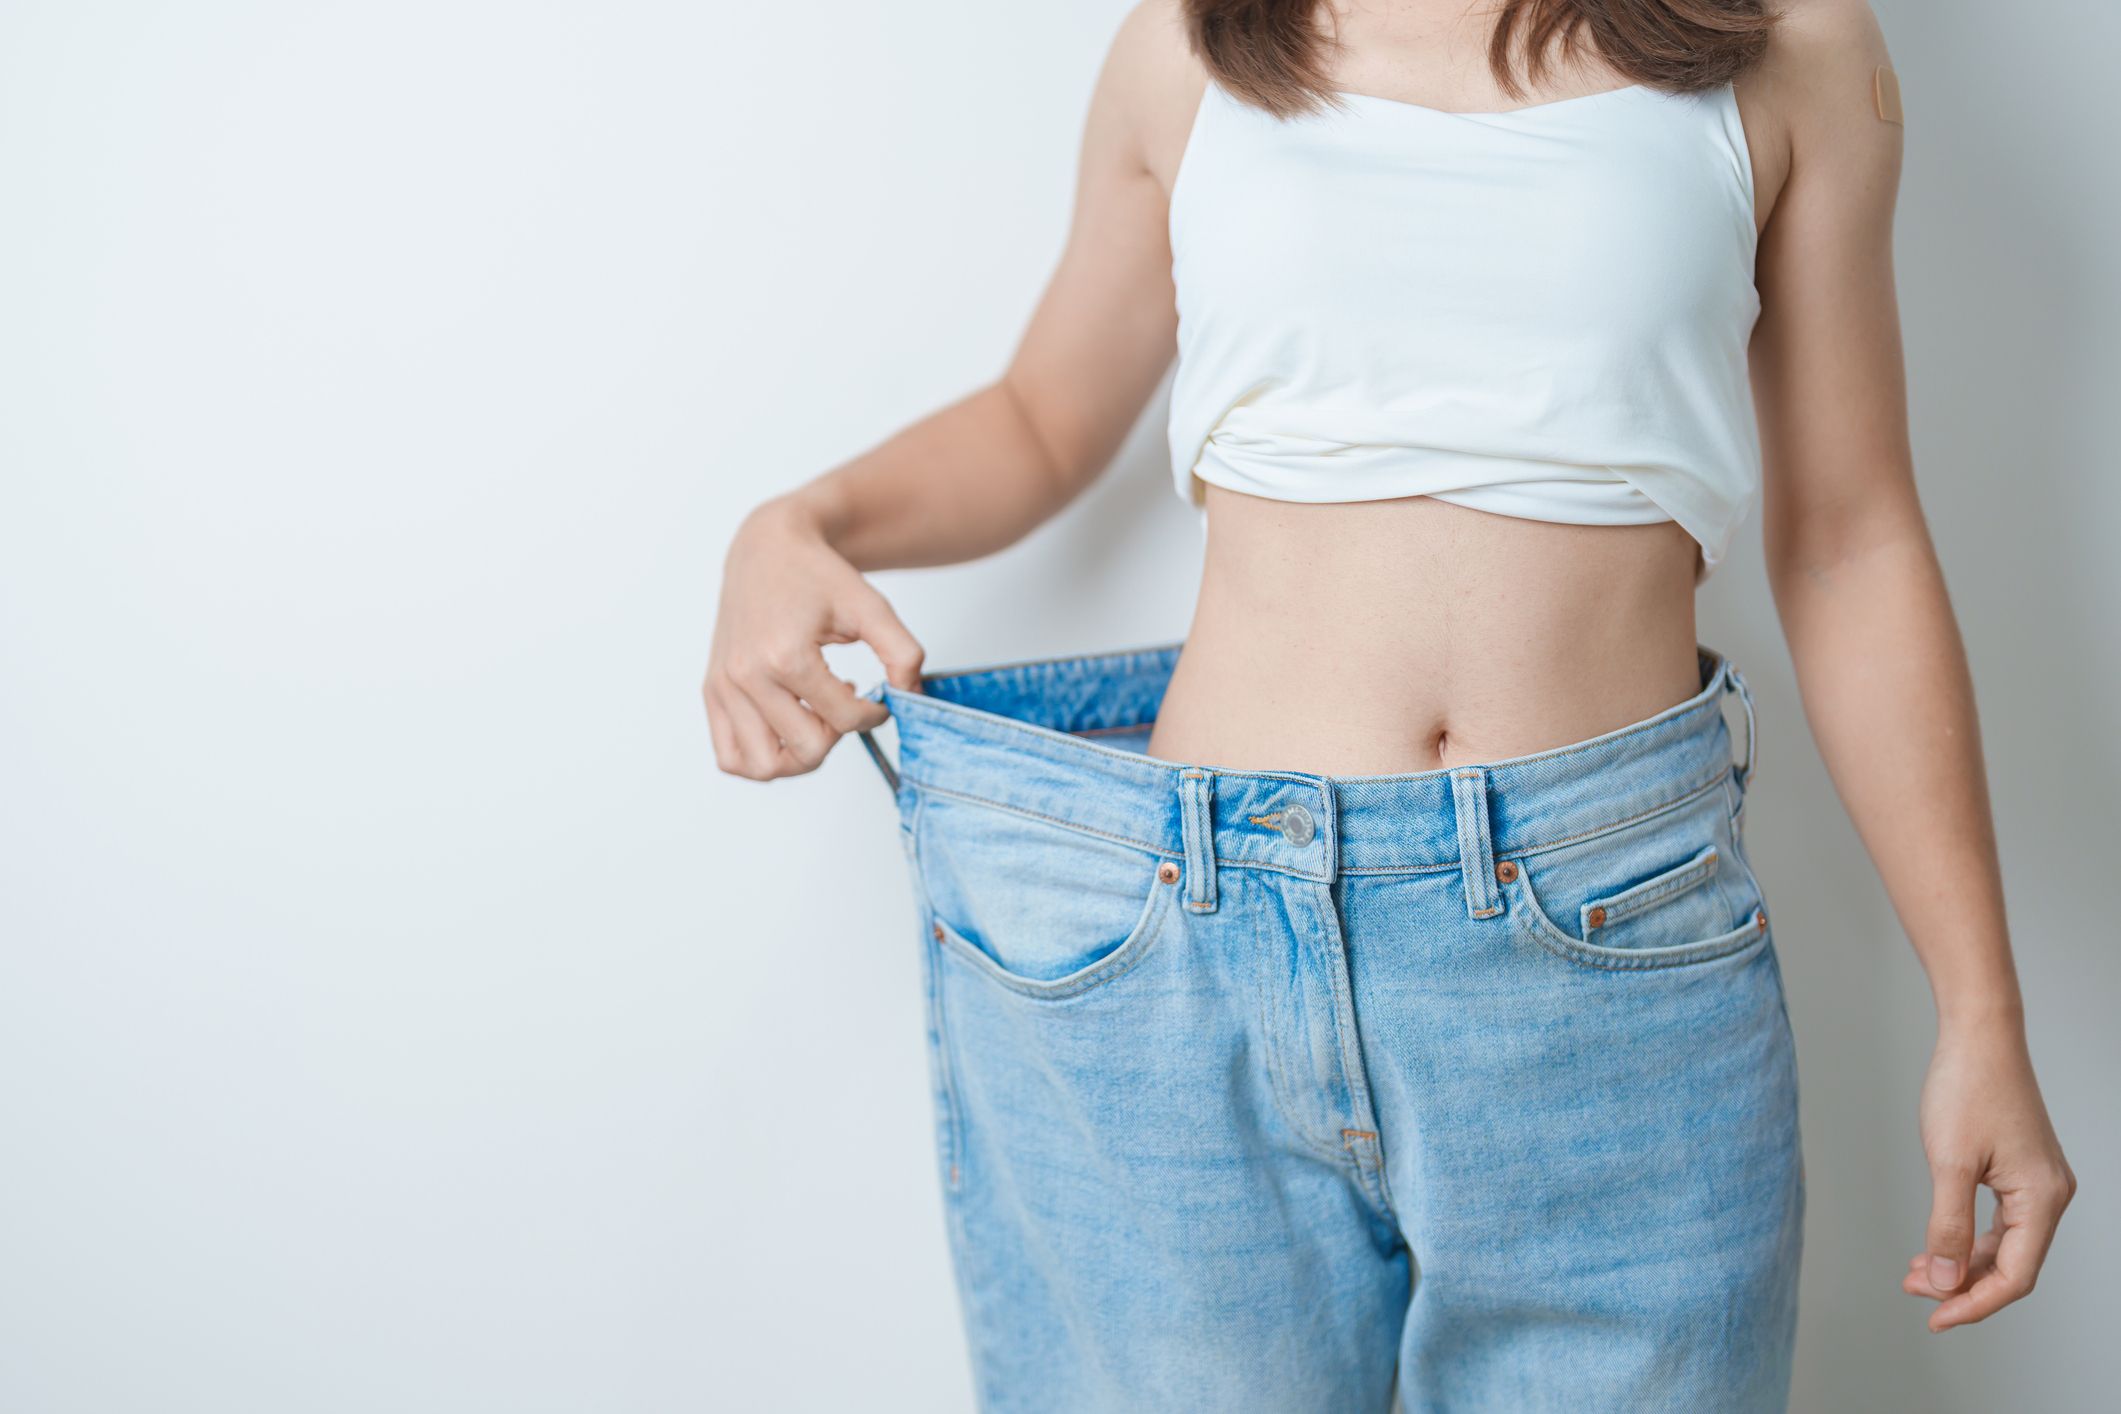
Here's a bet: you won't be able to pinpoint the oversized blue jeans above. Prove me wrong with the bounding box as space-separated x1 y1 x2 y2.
863 645 1803 1412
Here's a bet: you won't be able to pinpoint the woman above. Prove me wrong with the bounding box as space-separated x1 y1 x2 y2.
706 0 2073 1408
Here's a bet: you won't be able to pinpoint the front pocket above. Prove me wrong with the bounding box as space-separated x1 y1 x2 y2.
1504 795 1771 971
1577 844 1724 949
908 787 1180 999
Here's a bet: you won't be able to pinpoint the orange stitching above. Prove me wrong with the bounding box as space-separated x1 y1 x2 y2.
1341 1128 1377 1141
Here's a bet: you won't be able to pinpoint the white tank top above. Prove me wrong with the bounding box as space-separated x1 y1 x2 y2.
1166 77 1761 571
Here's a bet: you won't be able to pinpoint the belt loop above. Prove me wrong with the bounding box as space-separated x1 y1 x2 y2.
1451 768 1502 920
1178 769 1219 914
1724 661 1757 793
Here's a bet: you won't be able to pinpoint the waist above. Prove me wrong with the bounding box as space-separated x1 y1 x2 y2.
1152 487 1703 774
877 643 1752 881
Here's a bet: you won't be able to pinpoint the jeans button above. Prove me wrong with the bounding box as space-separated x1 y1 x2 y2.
1280 802 1316 846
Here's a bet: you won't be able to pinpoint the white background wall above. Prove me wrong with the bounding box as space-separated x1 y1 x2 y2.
1 2 2112 1409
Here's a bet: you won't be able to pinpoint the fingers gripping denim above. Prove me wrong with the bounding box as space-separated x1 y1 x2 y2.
872 646 1802 1413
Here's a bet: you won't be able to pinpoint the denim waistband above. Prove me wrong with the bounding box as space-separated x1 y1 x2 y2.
867 643 1755 884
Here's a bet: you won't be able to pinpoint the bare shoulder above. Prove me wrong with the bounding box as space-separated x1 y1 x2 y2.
1094 0 1211 191
1741 0 1901 230
1753 0 1898 138
1767 0 1892 63
1109 0 1204 97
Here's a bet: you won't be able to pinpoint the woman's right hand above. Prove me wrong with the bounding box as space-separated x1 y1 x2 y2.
704 496 926 781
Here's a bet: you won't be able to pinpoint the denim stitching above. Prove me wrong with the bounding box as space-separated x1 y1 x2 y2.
1504 771 1730 861
1302 880 1399 1222
904 777 1175 858
1451 768 1500 920
1521 911 1771 971
1212 856 1334 883
895 699 1181 781
1585 846 1721 929
905 782 1177 1000
1254 908 1357 1166
1332 769 1728 877
1180 769 1219 914
1508 869 1772 971
926 886 1179 1002
1495 785 1769 969
909 769 1732 882
907 792 967 1195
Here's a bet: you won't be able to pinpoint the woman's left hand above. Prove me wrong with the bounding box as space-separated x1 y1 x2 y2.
1903 1024 2075 1331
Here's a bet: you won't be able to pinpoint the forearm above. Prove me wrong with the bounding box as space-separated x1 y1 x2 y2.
1771 516 2023 1036
765 375 1084 573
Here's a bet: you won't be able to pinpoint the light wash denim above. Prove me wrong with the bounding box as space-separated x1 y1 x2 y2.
864 645 1803 1413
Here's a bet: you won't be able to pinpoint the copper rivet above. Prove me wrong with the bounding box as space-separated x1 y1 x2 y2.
1157 861 1181 885
1755 909 1768 931
1494 860 1519 884
1587 906 1608 929
932 922 944 942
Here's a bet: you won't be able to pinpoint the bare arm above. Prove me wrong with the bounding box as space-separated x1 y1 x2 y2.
706 1 1195 777
1747 0 2073 1331
794 7 1188 571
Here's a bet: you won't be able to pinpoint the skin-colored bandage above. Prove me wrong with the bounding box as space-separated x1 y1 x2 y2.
1874 66 1904 125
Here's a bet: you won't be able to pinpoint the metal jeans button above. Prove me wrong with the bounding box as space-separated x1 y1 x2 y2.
1278 803 1316 846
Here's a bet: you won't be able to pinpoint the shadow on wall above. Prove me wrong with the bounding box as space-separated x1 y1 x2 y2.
1705 16 2120 1411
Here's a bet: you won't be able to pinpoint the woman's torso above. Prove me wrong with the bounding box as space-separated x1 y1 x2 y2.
1141 13 1789 774
1149 487 1707 773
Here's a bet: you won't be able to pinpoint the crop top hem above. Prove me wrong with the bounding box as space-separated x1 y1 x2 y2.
1183 456 1736 571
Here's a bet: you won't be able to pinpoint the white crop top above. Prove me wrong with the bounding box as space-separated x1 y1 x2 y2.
1167 77 1762 571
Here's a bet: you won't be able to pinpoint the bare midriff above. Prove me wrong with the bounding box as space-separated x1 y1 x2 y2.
1143 482 1706 776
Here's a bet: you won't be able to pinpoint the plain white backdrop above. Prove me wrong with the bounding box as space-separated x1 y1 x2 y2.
2 2 2114 1409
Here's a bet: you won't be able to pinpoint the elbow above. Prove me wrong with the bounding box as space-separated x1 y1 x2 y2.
1763 474 1935 600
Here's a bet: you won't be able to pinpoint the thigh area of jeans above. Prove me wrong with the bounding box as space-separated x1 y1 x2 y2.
909 819 1410 1411
1334 793 1802 1410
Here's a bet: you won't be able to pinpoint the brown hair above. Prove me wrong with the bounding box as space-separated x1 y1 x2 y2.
1184 0 1777 119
